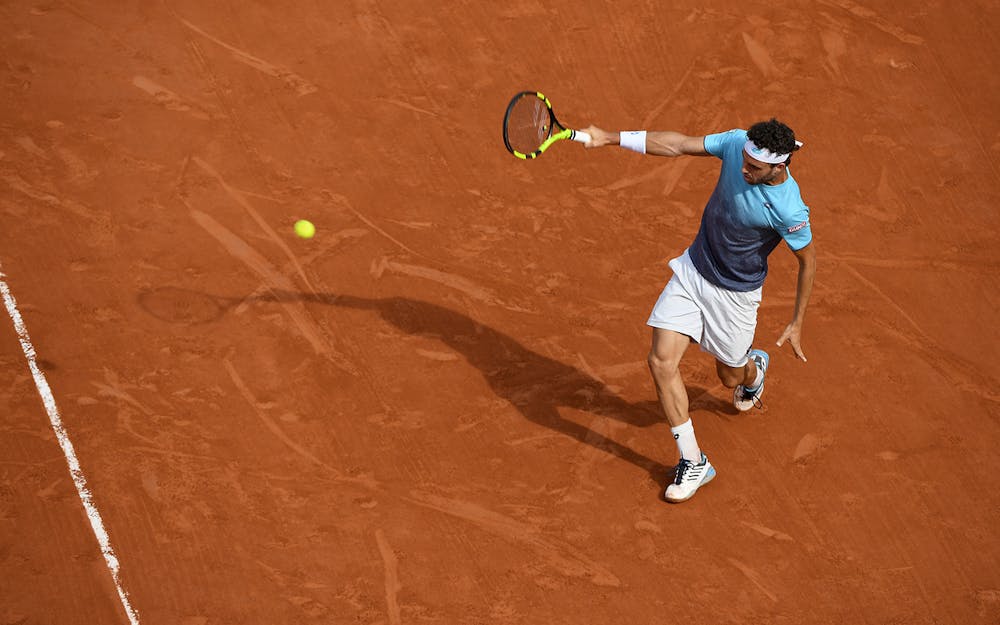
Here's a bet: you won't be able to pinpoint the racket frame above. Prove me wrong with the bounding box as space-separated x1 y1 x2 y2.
502 90 586 159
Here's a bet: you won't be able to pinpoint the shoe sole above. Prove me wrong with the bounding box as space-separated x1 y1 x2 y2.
664 466 716 503
733 382 764 412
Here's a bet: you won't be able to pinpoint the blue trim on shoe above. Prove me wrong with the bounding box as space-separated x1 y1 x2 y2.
746 348 769 391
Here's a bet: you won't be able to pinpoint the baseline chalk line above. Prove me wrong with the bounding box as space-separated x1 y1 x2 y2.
0 268 141 625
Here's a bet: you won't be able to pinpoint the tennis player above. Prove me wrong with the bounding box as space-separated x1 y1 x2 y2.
582 119 816 502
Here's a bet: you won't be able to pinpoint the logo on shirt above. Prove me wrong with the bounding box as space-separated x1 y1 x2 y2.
787 221 809 233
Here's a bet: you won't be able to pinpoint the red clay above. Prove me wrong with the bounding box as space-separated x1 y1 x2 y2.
1 2 998 624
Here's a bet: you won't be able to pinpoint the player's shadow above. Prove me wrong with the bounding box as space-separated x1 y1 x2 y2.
140 286 730 484
297 293 685 479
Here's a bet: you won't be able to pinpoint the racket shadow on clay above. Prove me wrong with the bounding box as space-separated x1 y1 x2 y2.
138 286 242 324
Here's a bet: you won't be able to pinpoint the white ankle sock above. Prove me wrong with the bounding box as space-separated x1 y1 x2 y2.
747 363 764 391
670 419 701 462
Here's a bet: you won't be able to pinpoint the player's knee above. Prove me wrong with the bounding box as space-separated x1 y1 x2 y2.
718 371 741 388
715 364 743 388
647 350 681 382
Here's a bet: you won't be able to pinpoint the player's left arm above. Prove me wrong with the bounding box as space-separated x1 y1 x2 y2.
776 242 816 362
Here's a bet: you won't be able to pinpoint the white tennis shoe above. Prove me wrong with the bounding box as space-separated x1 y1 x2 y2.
664 453 716 503
734 349 769 412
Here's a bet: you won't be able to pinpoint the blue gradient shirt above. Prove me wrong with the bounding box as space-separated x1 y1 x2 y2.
688 129 812 292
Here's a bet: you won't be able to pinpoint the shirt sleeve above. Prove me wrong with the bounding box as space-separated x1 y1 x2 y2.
703 129 745 158
777 205 813 250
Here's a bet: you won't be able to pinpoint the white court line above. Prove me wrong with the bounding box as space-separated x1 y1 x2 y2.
0 268 141 625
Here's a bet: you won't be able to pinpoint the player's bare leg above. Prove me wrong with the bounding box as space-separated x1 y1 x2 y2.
648 327 715 502
647 328 691 428
715 358 759 389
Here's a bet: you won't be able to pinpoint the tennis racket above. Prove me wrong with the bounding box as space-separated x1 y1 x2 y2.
502 91 592 159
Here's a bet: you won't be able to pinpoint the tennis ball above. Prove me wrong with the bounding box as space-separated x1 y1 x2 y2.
294 219 316 239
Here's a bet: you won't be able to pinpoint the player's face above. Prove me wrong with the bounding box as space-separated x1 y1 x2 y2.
741 154 785 185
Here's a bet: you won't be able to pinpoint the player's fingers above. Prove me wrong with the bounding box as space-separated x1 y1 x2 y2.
583 126 613 148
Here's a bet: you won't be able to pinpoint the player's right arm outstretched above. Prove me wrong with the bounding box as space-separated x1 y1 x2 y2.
580 126 710 157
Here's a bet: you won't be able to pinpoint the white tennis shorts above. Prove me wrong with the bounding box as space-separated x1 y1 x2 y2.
646 249 762 367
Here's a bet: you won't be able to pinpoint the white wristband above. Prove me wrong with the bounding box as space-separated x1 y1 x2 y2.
620 130 647 154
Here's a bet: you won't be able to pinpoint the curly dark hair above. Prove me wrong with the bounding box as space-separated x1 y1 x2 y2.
747 118 799 164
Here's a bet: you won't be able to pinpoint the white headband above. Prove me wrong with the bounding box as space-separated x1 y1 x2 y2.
743 139 804 164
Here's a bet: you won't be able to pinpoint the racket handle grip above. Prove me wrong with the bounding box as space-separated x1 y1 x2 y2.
571 130 592 144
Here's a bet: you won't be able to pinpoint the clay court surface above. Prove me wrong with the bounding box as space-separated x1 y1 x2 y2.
1 1 998 623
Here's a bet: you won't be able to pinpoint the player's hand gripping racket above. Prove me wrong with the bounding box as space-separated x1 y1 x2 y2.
502 91 592 159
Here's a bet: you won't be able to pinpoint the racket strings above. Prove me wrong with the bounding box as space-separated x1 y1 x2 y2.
505 96 552 154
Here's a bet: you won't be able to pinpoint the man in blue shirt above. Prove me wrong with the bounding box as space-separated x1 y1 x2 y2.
582 119 817 503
